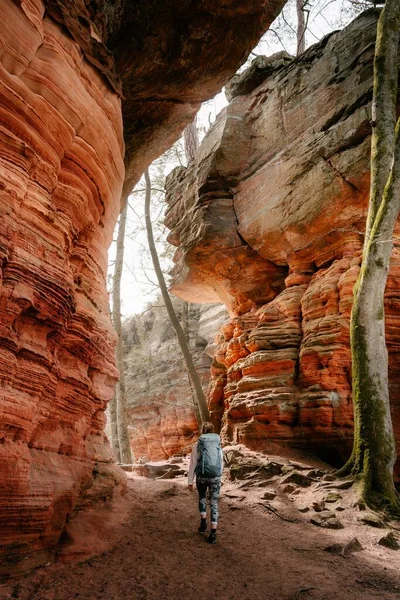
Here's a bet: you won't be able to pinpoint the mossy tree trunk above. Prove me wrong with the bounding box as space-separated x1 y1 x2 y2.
144 168 209 424
338 0 400 514
112 201 133 464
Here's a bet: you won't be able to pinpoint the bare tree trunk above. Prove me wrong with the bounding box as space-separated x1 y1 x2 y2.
144 168 209 424
296 0 306 55
181 300 190 343
338 0 400 514
183 117 199 164
108 396 121 462
112 201 133 464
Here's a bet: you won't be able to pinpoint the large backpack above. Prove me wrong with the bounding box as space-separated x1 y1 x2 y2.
196 433 222 478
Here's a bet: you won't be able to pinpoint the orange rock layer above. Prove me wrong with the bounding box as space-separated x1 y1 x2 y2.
165 11 400 477
0 0 289 578
0 0 125 578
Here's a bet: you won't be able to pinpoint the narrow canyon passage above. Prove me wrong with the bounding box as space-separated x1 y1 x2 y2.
5 474 399 600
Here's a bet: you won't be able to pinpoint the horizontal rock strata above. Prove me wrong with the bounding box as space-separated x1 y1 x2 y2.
0 0 125 578
165 10 400 476
0 0 286 579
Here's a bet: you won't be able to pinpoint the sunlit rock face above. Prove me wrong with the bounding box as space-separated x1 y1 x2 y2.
0 0 125 577
165 10 400 475
124 304 228 460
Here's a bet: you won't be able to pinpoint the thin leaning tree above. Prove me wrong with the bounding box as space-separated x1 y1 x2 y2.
338 0 400 514
112 201 133 464
144 168 209 425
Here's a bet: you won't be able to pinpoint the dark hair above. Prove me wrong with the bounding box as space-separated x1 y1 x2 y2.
201 422 214 434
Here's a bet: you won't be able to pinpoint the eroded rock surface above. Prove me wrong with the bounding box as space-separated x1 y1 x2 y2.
0 0 125 578
0 0 285 578
165 10 400 474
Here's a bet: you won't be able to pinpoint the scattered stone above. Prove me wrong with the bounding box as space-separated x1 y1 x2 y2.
324 492 342 503
157 468 179 479
335 504 346 512
352 500 366 511
322 474 336 482
132 462 184 479
288 461 313 471
266 462 284 476
324 537 363 556
292 488 301 495
281 472 313 487
297 505 310 513
281 484 297 494
312 501 325 512
377 532 399 550
281 465 295 475
305 469 325 478
320 517 344 529
310 511 343 529
357 513 386 528
257 477 279 487
262 490 277 501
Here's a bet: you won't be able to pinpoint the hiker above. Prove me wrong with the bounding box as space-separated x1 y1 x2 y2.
187 422 223 544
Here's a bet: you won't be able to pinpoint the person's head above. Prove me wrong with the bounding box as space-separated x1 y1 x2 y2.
200 422 214 435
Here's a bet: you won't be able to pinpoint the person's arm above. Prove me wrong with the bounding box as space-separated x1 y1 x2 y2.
187 443 198 487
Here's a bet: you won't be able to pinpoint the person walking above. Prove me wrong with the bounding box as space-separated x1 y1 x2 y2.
187 422 223 544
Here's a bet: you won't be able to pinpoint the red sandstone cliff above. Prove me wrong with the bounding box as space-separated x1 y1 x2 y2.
0 0 125 576
165 10 400 475
0 0 286 579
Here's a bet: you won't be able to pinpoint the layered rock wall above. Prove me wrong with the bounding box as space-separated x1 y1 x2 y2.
1 0 286 576
0 0 125 576
165 11 400 474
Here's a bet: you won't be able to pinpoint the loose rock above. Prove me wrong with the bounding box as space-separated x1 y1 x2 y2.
324 537 363 556
262 490 277 501
281 484 297 494
281 472 313 487
324 492 342 503
310 511 343 529
312 501 325 512
357 513 386 528
377 532 399 550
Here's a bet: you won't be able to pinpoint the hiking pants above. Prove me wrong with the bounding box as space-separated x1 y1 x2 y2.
196 476 221 525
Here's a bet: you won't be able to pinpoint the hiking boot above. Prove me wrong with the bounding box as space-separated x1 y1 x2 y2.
198 518 207 533
207 530 217 544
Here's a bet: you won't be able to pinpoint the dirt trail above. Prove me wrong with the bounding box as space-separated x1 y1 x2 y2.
3 470 400 600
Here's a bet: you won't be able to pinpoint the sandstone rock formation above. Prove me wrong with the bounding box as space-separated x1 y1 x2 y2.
0 0 286 578
0 0 125 578
165 10 400 475
123 302 228 460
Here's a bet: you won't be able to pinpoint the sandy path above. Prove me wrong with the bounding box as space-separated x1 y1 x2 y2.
4 473 400 600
